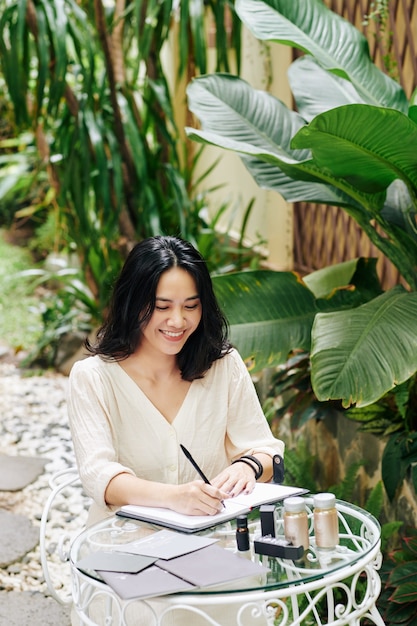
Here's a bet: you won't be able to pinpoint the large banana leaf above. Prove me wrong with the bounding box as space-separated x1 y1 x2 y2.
187 75 414 200
213 264 417 408
212 260 381 372
235 0 408 112
213 270 317 370
288 56 366 122
186 73 417 286
186 74 380 210
303 258 382 300
292 105 417 194
311 287 417 407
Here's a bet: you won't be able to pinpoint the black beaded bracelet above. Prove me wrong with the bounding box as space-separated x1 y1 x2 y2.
231 454 263 480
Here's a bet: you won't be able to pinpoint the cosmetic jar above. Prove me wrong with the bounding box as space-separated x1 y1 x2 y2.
313 492 339 550
283 496 309 550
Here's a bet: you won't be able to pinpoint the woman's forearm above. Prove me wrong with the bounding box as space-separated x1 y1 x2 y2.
104 472 177 508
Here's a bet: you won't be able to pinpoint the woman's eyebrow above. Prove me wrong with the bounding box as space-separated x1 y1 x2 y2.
155 295 200 302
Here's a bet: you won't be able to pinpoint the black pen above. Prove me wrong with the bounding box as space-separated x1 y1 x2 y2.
180 444 225 508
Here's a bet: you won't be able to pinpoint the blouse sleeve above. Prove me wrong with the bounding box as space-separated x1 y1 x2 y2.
224 350 285 462
67 359 135 510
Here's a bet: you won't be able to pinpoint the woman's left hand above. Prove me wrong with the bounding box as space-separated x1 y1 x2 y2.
211 463 256 498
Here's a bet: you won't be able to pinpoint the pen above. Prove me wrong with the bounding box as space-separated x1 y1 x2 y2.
180 444 225 508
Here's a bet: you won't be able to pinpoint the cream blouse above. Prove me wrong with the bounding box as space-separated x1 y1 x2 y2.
67 348 284 523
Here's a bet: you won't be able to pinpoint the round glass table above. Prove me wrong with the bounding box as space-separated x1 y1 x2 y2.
70 496 385 626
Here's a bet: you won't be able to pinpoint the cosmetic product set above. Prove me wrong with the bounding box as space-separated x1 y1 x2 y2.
236 494 339 561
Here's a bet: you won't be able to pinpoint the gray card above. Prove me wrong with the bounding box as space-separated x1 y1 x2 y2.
156 543 270 588
76 550 157 574
98 565 195 600
113 528 217 560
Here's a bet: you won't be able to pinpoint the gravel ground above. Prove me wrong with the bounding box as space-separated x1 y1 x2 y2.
0 357 89 598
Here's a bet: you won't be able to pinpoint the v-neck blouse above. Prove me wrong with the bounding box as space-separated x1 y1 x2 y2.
67 349 285 523
115 360 194 425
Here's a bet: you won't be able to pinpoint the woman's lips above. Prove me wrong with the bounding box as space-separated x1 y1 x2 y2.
160 329 186 340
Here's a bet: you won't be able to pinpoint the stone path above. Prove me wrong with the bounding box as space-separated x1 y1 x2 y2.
0 345 89 625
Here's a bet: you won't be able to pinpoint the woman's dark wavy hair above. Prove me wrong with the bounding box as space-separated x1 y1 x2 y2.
86 236 232 380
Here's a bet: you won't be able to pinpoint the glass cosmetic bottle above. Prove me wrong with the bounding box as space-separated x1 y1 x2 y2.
236 515 251 559
283 496 309 550
313 493 339 550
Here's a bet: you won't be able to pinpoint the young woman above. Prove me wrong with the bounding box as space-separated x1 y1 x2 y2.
67 236 284 525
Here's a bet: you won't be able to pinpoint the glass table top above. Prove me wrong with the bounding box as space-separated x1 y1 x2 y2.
70 496 381 597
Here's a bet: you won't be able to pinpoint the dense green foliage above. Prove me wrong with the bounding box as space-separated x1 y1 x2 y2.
0 0 266 364
378 526 417 625
0 230 42 351
0 0 250 313
188 0 417 505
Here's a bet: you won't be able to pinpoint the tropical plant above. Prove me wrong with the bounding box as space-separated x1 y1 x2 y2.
0 0 243 311
1 0 271 364
186 0 417 502
14 194 266 368
0 130 46 228
0 228 43 351
14 264 98 367
378 526 417 626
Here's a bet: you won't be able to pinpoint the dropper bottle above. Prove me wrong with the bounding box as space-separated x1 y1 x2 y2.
236 515 251 559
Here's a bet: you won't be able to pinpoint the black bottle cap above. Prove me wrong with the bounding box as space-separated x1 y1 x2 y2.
236 515 248 529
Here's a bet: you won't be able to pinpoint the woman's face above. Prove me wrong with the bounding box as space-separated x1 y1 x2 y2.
140 267 202 356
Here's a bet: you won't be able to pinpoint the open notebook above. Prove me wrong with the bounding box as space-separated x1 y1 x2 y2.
117 483 307 532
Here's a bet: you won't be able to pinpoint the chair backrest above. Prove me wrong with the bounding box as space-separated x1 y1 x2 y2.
39 467 90 605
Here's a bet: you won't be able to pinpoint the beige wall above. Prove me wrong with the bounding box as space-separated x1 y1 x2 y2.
165 25 294 271
197 30 294 270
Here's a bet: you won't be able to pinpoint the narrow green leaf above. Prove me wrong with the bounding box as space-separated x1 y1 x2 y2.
106 129 124 208
178 0 190 76
364 481 384 518
0 4 29 123
33 4 49 114
148 78 177 134
117 92 148 181
189 0 206 74
45 0 68 112
82 109 111 215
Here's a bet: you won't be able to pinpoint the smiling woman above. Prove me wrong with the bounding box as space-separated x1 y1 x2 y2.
144 267 202 354
119 267 202 423
67 235 285 527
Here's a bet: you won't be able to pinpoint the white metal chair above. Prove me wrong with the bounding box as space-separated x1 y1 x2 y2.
39 467 89 605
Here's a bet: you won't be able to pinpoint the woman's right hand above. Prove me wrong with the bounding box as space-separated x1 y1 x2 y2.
105 473 228 515
169 480 228 516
